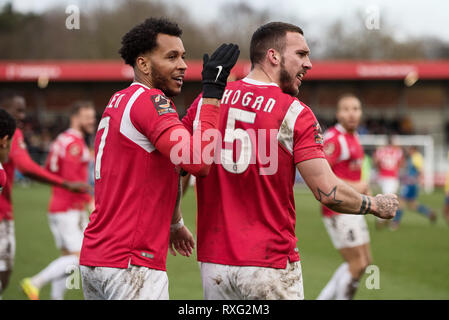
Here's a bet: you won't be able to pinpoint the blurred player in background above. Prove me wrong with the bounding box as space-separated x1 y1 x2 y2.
373 135 403 229
390 146 436 230
0 108 15 298
0 92 89 298
0 109 16 196
317 94 373 300
21 101 96 300
79 18 239 300
182 22 398 300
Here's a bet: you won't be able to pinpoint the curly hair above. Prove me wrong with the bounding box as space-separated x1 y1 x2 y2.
0 108 16 140
119 17 183 67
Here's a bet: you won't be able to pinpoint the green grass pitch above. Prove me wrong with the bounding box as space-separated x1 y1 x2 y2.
3 183 449 300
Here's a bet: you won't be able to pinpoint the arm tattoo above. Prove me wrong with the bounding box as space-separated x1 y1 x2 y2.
317 186 342 205
374 195 396 215
359 195 371 215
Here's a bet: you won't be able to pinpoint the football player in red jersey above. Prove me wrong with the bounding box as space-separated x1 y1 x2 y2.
0 108 15 299
0 92 90 298
79 17 239 300
21 101 96 300
0 109 16 194
373 135 404 229
373 135 403 195
182 23 398 300
317 94 375 300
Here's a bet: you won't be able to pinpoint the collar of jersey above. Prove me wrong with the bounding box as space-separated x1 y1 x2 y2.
130 82 151 90
66 128 83 138
335 123 345 133
335 123 359 137
242 77 279 87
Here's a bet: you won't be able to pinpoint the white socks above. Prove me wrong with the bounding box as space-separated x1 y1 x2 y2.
335 264 359 300
31 254 79 298
317 262 349 300
317 262 359 300
51 277 68 300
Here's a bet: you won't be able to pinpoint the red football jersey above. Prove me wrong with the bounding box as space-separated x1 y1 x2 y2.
45 129 92 213
80 82 184 271
321 124 364 217
182 77 325 269
0 128 68 221
0 128 25 220
373 145 403 178
0 163 6 194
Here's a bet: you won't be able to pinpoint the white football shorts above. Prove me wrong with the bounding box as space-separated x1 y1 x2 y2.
378 177 399 194
200 260 304 300
0 219 15 272
48 209 88 253
323 214 370 250
80 264 169 300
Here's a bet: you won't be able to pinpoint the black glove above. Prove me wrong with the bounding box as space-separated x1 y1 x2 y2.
201 43 240 99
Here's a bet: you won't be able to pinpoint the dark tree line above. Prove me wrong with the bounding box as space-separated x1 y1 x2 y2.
0 0 448 60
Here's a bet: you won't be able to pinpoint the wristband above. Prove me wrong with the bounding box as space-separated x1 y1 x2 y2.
170 217 184 232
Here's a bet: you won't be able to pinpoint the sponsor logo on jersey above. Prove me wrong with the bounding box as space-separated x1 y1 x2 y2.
151 94 177 116
313 121 324 145
69 143 81 156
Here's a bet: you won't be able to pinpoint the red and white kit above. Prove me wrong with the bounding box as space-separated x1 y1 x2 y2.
373 145 403 194
0 128 65 271
45 128 92 252
321 124 369 249
182 77 325 299
80 82 183 271
0 128 65 221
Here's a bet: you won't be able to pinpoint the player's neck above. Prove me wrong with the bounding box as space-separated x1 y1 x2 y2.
69 126 84 138
337 123 356 135
134 73 153 90
247 66 278 86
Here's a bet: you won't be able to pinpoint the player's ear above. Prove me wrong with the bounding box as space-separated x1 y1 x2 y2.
135 54 151 75
0 135 8 148
266 49 280 66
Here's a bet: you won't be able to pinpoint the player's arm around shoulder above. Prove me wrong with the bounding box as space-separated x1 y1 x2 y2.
296 158 398 219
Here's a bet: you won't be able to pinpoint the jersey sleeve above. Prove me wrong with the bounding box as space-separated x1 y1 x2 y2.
130 90 183 145
323 131 341 167
293 105 325 164
181 94 202 135
9 129 65 185
0 163 6 193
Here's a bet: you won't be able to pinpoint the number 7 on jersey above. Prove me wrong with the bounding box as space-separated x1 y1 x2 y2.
95 116 110 180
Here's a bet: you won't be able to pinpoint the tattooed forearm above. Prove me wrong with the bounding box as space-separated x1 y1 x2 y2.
317 186 343 205
358 195 371 215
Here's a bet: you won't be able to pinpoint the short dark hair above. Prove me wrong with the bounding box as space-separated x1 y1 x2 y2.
250 22 304 68
119 17 183 67
0 90 23 109
70 100 95 117
0 108 16 140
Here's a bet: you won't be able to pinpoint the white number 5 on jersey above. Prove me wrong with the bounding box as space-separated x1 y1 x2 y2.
221 108 256 174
